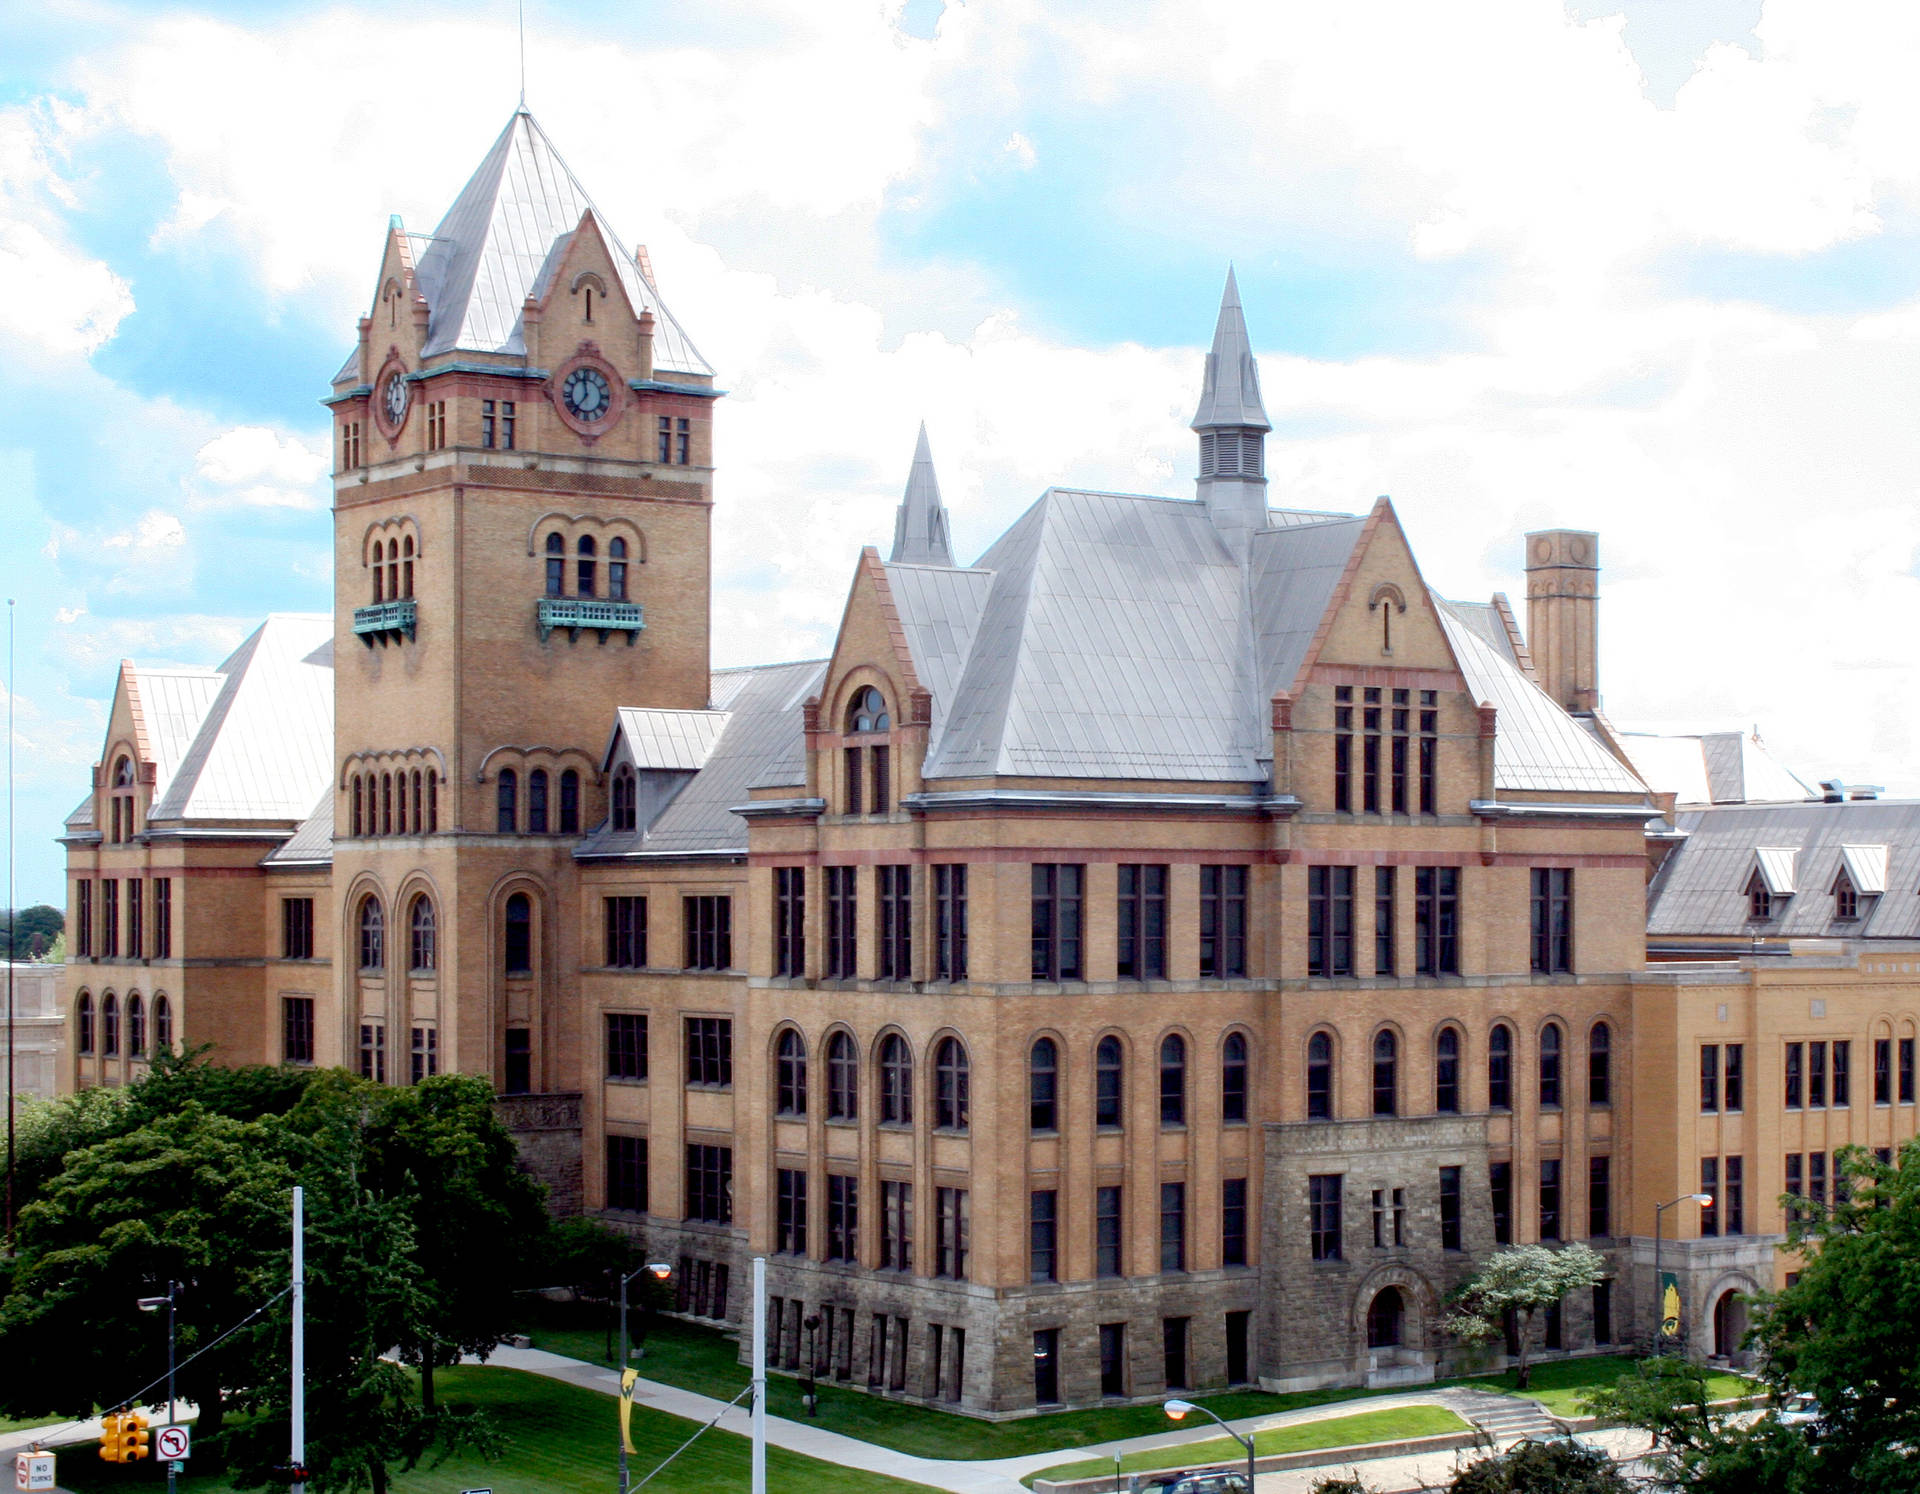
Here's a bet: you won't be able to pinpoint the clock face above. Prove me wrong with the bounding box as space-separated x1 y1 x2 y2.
383 372 409 425
562 366 612 422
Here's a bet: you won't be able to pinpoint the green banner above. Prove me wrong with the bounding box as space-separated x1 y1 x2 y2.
1660 1271 1683 1338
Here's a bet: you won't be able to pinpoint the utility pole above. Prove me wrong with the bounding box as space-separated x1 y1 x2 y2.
136 1281 181 1494
291 1186 306 1494
6 595 16 1249
750 1258 766 1494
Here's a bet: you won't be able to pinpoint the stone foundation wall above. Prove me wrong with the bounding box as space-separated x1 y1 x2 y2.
497 1091 584 1216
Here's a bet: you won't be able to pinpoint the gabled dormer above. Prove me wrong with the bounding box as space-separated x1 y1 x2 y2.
807 547 932 818
1833 844 1888 923
1746 847 1798 921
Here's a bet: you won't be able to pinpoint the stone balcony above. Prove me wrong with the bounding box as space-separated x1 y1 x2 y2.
537 597 646 644
351 598 416 646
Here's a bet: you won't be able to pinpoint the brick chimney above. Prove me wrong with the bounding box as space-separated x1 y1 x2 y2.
1524 530 1600 713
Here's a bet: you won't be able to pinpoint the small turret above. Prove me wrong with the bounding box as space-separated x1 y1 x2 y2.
889 423 956 567
1192 268 1272 561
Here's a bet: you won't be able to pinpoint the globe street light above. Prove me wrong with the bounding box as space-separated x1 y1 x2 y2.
1164 1398 1256 1493
1653 1193 1713 1354
617 1262 674 1494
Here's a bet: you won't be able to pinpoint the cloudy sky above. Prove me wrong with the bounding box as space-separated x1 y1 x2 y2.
4 0 1920 904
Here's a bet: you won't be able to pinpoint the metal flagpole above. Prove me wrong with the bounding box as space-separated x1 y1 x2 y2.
291 1186 305 1494
6 596 15 1249
750 1258 766 1494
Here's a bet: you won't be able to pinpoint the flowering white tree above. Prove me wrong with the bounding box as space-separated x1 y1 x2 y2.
1444 1242 1607 1390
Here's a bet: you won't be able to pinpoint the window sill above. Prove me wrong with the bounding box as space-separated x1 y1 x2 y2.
684 1084 734 1093
606 1076 649 1087
931 1126 970 1138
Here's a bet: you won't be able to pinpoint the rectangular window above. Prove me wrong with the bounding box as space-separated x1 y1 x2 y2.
1362 689 1381 813
127 879 143 958
1833 1040 1851 1107
1440 1165 1463 1250
1414 866 1460 974
1309 1174 1343 1261
1785 1041 1803 1109
1544 1300 1563 1351
826 1174 858 1263
154 877 171 959
410 1025 437 1083
1116 864 1169 980
1593 1280 1613 1346
503 1027 529 1094
676 417 690 465
1374 866 1396 975
1371 1187 1386 1249
1222 1177 1249 1266
1162 1317 1190 1391
933 864 968 980
684 1144 733 1223
1032 1327 1060 1404
1160 1182 1186 1271
1700 1044 1720 1112
1334 686 1353 812
282 896 314 960
843 746 863 816
934 1187 969 1280
1226 1310 1251 1385
501 401 515 449
1307 865 1354 977
1030 864 1084 980
1419 691 1438 814
1589 1155 1612 1238
1530 867 1573 973
1725 1043 1744 1111
1809 1150 1828 1209
1391 690 1410 813
1898 1038 1912 1103
101 879 118 958
1725 1155 1744 1235
1539 1159 1562 1241
605 896 647 968
682 896 731 971
606 1013 648 1081
1809 1040 1827 1108
658 416 672 464
1096 1186 1123 1277
825 866 858 979
1700 1158 1720 1236
776 1168 808 1255
358 1022 386 1084
1877 1038 1892 1103
1785 1151 1804 1218
774 867 806 978
1099 1323 1127 1397
871 744 890 814
1199 864 1248 978
76 879 92 957
877 865 912 980
482 399 496 448
607 1135 647 1213
879 1180 912 1270
283 996 315 1064
1029 1190 1058 1283
684 1016 733 1087
1491 1161 1513 1245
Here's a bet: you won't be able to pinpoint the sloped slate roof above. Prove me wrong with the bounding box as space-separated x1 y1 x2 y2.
1616 729 1815 806
149 615 334 823
262 789 335 866
1440 598 1523 670
65 666 228 831
609 708 731 771
1649 800 1920 938
411 110 709 374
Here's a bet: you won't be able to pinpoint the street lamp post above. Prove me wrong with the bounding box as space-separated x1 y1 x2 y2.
617 1262 673 1494
802 1314 821 1416
1653 1193 1714 1354
1164 1398 1256 1494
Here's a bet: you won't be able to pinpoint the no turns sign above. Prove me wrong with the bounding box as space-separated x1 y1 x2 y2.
155 1427 190 1461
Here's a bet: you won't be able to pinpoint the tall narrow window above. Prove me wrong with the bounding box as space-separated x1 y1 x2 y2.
1489 1023 1512 1110
500 401 515 449
559 769 580 833
1440 1165 1463 1250
372 542 384 603
877 865 912 980
1539 1023 1563 1108
1876 1038 1892 1103
607 1136 647 1213
527 769 549 833
154 877 171 960
77 992 94 1054
1031 864 1084 980
843 746 863 817
504 892 532 974
676 417 690 465
880 1034 913 1124
682 896 731 971
77 879 93 958
1418 690 1438 813
1589 1022 1612 1105
1725 1156 1745 1234
773 867 805 977
1785 1041 1803 1109
1588 1155 1612 1237
605 895 646 968
411 1026 438 1083
352 776 363 837
101 993 119 1056
1809 1040 1828 1108
827 1031 858 1120
1834 1040 1851 1107
127 880 142 959
657 416 673 463
825 866 857 979
934 1038 970 1130
1159 1034 1186 1126
1390 688 1410 812
482 399 497 448
402 536 414 598
1309 1174 1343 1261
611 767 636 832
1701 1043 1721 1112
496 769 517 833
1374 865 1396 975
826 1175 858 1262
775 1170 807 1255
1307 865 1354 977
1334 686 1353 812
1199 864 1247 978
934 864 968 980
1530 868 1573 973
606 1013 647 1081
1307 1031 1333 1118
1490 1161 1512 1244
1222 1031 1249 1123
576 535 597 597
154 995 171 1054
1029 1191 1059 1283
1096 1186 1123 1276
1435 1026 1461 1113
1726 1042 1745 1110
934 1187 970 1280
684 1017 733 1087
1116 864 1168 980
1372 1030 1398 1116
879 1181 912 1270
101 880 118 957
1096 1035 1124 1127
1222 1177 1249 1266
358 897 384 970
1029 1038 1058 1132
871 745 890 814
1415 866 1460 974
545 533 565 597
282 996 314 1065
1159 1181 1187 1271
409 895 437 971
607 537 628 600
359 1021 386 1083
1700 1158 1720 1236
776 1030 808 1116
382 772 393 835
1362 687 1382 812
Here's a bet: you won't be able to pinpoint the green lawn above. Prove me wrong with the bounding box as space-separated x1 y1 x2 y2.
1447 1355 1752 1417
1028 1405 1468 1485
48 1366 934 1494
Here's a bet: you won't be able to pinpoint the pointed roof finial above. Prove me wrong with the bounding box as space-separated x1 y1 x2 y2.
889 422 956 567
1191 265 1271 432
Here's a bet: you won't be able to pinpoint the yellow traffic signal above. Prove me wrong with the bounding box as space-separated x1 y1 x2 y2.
119 1412 151 1462
99 1412 124 1462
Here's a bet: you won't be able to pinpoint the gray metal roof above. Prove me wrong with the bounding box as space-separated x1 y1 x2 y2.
66 665 228 829
1190 268 1271 431
608 707 731 771
1250 515 1368 699
262 789 334 866
1649 799 1920 938
148 615 335 824
1439 597 1523 671
889 424 955 568
1615 729 1816 806
412 111 709 374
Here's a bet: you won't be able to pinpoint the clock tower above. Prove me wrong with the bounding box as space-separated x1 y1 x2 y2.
323 109 717 1109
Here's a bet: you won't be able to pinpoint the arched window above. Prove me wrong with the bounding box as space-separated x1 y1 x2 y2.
827 1031 858 1120
358 897 385 970
77 992 94 1055
154 995 172 1055
560 769 581 834
395 771 408 835
372 540 385 602
409 895 436 972
1489 1023 1513 1111
352 775 364 837
1222 1031 1249 1123
1589 1021 1612 1106
381 772 393 835
545 533 566 597
427 770 438 833
776 1029 807 1116
880 1034 912 1124
1159 1033 1186 1126
1307 1031 1333 1118
102 993 120 1057
612 768 636 832
411 770 423 834
504 892 532 975
577 534 597 597
609 537 628 601
1539 1022 1563 1108
1366 1287 1405 1349
1029 1037 1058 1132
127 993 146 1057
1435 1027 1461 1113
402 535 414 599
497 769 517 833
934 1037 969 1130
111 755 135 842
1095 1034 1124 1127
1372 1030 1398 1116
387 542 399 602
528 769 549 833
845 686 889 733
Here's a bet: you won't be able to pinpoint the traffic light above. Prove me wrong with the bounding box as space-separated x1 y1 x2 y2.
99 1412 123 1462
119 1412 151 1462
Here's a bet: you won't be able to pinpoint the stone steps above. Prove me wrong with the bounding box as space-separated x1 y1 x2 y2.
1444 1389 1567 1445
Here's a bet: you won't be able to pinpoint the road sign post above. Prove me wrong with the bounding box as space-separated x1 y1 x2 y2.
14 1453 53 1492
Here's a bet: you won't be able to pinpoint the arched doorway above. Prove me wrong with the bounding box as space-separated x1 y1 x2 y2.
1712 1290 1748 1361
1367 1287 1406 1349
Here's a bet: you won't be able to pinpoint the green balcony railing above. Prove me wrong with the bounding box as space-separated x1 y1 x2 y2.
537 597 646 645
352 598 416 646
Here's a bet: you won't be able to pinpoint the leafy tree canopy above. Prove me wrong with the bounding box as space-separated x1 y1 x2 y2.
1448 1438 1632 1493
1445 1243 1606 1389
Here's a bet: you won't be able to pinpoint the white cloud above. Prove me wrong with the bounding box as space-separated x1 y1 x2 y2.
191 425 329 510
0 108 135 356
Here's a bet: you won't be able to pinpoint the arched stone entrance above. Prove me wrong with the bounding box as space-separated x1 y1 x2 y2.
1367 1287 1406 1349
1352 1267 1437 1386
1712 1289 1749 1362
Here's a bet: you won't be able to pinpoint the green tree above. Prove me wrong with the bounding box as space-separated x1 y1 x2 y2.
1447 1438 1632 1493
1 904 63 961
1444 1243 1606 1390
1581 1355 1814 1493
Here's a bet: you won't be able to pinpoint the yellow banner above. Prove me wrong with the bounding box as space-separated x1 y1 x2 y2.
619 1368 638 1454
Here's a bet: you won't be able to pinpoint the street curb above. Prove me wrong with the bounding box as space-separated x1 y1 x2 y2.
1028 1429 1490 1493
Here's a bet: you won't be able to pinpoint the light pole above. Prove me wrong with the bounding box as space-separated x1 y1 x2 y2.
1653 1192 1713 1354
802 1313 821 1416
617 1262 673 1494
1164 1398 1256 1493
136 1282 180 1494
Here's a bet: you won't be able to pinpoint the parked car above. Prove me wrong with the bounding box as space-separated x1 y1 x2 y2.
1778 1393 1823 1433
1143 1472 1251 1494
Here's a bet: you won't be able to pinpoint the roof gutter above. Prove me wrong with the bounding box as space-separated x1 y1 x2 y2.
1471 799 1661 823
902 789 1303 816
573 846 747 863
